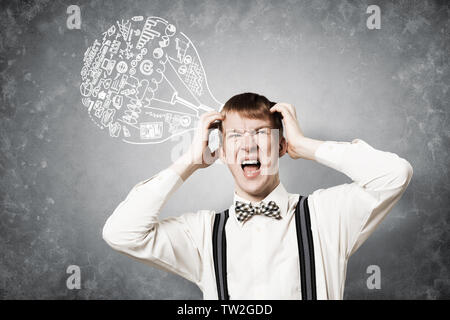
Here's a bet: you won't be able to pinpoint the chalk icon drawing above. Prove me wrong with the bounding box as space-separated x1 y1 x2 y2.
80 16 222 145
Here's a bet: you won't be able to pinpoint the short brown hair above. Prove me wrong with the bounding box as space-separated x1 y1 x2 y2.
218 92 283 137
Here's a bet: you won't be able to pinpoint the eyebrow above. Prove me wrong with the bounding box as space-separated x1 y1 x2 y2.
227 126 272 132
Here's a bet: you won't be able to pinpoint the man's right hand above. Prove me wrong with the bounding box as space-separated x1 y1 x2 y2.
170 111 223 181
188 111 224 168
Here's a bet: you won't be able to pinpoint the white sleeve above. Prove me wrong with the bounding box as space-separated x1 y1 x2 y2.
310 139 413 259
102 168 206 285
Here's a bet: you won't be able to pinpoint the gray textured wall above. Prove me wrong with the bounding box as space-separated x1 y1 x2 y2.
0 0 449 299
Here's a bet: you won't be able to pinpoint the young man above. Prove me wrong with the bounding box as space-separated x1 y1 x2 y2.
102 92 413 299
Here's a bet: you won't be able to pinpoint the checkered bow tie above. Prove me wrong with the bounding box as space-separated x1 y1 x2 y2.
234 200 282 223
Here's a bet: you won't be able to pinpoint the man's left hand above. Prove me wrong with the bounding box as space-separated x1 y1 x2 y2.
270 102 305 159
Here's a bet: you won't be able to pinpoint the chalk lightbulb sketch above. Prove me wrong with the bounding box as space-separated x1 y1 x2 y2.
80 16 222 144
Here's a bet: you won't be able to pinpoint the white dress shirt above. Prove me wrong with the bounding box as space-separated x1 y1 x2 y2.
102 138 413 299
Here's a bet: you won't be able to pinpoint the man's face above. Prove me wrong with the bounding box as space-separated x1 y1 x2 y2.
219 111 286 199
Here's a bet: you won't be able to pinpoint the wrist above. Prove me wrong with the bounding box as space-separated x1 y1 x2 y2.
170 153 200 181
293 137 325 161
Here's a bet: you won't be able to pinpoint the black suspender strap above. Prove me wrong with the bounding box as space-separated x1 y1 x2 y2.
294 195 317 300
212 209 230 300
212 196 316 300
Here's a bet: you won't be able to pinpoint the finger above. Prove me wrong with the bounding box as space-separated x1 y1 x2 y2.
202 113 223 130
200 110 222 120
196 112 222 132
207 117 224 131
200 112 223 126
279 103 296 115
278 104 297 121
271 103 296 122
201 114 224 141
272 103 296 118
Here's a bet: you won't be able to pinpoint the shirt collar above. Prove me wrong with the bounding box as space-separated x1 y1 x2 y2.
232 182 289 225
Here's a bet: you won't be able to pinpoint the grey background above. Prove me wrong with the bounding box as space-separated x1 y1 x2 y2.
0 0 449 299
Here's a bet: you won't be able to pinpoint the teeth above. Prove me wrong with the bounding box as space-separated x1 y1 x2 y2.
242 159 258 165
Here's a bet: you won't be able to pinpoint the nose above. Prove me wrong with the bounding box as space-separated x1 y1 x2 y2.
240 132 258 152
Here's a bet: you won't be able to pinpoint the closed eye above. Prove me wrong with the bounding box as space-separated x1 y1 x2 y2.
227 133 242 139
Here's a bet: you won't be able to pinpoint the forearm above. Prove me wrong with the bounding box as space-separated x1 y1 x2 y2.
102 168 204 283
314 138 413 190
102 168 184 248
310 138 413 258
169 153 200 182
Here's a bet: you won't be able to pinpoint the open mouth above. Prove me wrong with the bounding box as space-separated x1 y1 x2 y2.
241 159 261 178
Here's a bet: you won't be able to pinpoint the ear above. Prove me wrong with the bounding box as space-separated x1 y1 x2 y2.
279 136 287 158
